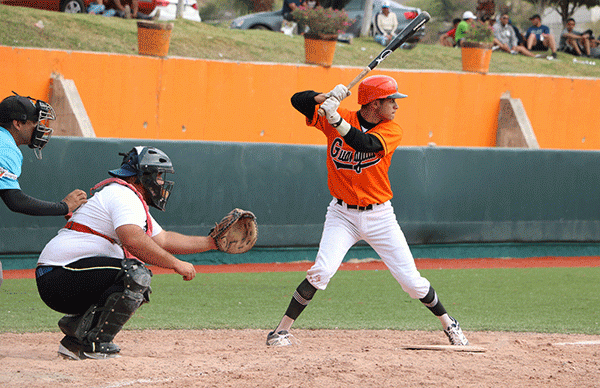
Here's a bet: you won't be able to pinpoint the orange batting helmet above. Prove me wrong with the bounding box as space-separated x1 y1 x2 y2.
357 75 407 105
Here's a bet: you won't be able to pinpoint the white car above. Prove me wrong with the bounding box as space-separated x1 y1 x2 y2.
150 0 201 22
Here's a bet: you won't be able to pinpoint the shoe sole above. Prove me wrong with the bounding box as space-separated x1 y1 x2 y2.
58 344 120 360
266 338 292 347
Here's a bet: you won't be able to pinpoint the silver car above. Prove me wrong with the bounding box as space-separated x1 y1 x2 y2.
230 0 425 41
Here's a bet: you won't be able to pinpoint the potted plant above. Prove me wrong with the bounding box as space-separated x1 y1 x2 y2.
461 21 494 73
291 6 354 67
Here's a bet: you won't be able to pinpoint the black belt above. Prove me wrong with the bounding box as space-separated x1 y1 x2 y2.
336 198 373 211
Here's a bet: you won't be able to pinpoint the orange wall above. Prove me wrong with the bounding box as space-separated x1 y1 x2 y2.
1 46 599 149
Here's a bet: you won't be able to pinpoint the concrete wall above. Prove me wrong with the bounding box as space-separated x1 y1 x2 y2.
0 46 599 150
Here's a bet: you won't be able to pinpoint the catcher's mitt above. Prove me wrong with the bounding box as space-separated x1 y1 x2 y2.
210 208 258 254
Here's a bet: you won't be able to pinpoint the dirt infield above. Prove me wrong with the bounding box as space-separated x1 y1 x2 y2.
1 329 600 387
2 257 600 387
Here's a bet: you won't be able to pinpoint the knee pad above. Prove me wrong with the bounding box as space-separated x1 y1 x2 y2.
120 259 152 294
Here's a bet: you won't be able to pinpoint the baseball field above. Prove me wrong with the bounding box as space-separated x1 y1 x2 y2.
1 256 599 387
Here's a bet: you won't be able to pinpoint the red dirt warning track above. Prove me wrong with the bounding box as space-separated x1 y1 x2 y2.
4 256 600 279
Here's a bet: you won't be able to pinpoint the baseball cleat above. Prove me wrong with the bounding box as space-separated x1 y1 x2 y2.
58 336 121 360
266 330 295 347
444 317 469 346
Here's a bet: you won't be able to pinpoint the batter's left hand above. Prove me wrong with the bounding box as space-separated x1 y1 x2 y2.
320 97 341 125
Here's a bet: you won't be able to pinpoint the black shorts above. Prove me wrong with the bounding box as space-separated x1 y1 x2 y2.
530 41 547 51
36 256 125 315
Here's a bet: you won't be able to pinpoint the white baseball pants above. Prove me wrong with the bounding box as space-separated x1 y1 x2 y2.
307 198 431 299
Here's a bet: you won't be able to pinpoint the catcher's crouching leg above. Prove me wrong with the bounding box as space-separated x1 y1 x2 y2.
59 259 152 358
85 259 152 345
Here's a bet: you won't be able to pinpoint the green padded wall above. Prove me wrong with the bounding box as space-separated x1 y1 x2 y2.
1 137 599 254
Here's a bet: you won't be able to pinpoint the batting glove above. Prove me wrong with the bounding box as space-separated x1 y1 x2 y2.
325 84 351 101
320 97 351 136
320 97 341 125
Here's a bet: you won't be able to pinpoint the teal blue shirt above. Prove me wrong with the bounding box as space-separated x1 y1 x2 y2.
0 126 22 190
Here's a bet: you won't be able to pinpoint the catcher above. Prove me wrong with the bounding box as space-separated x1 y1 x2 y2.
36 146 257 360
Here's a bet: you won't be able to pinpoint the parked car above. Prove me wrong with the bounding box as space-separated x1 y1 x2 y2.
1 0 95 13
2 0 156 14
149 0 201 22
229 0 425 41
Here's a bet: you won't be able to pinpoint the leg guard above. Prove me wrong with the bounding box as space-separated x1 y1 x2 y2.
284 278 317 320
84 259 152 344
419 285 447 317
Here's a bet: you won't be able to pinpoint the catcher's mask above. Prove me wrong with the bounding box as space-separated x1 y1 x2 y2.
0 92 56 160
109 146 175 211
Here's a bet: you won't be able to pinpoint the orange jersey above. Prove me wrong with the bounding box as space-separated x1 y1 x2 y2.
307 106 403 206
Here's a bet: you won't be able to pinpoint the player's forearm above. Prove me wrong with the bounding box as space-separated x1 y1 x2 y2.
118 225 183 269
0 189 68 216
156 231 216 254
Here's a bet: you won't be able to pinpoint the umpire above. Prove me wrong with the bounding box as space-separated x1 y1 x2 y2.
0 92 87 288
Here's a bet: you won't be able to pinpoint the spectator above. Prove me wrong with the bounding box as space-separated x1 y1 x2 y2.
374 1 398 46
525 14 557 59
87 0 117 16
0 93 88 289
588 31 600 58
104 0 157 19
455 11 477 47
282 0 304 22
559 18 591 57
510 19 525 47
492 13 535 57
439 18 461 47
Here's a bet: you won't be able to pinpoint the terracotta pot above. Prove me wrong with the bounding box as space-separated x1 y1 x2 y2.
137 21 174 57
303 34 338 67
461 42 493 74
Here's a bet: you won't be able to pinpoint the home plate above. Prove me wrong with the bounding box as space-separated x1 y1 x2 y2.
402 344 486 352
554 340 600 346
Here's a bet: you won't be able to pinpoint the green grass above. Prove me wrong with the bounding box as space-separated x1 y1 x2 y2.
2 267 599 334
0 5 599 78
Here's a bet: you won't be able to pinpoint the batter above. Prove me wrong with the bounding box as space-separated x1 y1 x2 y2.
266 76 469 346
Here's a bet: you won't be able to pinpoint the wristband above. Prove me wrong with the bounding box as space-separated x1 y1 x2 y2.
335 120 351 136
331 117 343 128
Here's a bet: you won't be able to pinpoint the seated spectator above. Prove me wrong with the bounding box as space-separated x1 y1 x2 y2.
104 0 157 19
438 18 461 47
455 11 477 47
492 13 535 57
559 18 591 57
510 19 525 46
525 14 557 59
374 1 398 46
282 0 303 22
588 31 600 58
87 0 116 16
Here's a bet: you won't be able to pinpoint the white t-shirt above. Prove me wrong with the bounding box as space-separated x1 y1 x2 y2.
38 183 163 266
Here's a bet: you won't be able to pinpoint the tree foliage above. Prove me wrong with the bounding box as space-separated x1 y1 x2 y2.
524 0 600 23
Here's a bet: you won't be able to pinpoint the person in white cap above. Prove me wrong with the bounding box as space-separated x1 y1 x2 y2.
374 1 398 46
454 11 477 46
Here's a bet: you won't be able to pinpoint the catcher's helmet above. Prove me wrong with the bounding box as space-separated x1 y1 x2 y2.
357 75 407 106
109 146 175 211
0 92 56 160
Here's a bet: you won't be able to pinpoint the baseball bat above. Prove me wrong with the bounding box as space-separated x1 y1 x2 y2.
318 11 431 116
